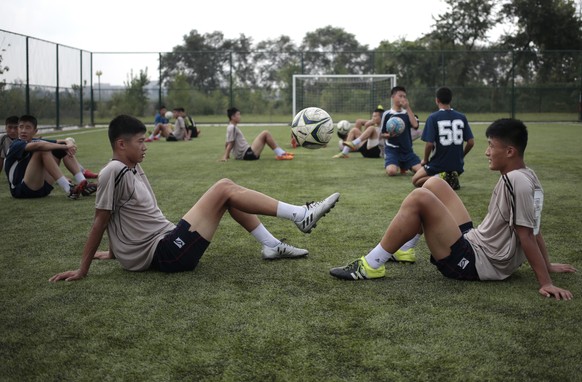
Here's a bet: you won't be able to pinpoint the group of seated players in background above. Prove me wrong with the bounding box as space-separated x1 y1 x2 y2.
0 104 203 201
146 105 200 142
1 86 473 201
333 86 475 191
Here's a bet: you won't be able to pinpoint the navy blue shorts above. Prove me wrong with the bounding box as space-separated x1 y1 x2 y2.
384 147 421 170
430 222 480 281
151 219 210 273
242 147 260 160
11 181 54 198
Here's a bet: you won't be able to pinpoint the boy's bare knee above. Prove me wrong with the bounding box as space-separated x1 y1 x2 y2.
386 168 398 176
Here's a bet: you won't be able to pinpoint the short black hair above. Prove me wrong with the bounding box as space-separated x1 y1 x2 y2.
374 107 384 114
227 107 240 120
390 86 406 96
5 115 19 125
19 115 37 128
486 118 528 157
108 115 147 147
436 87 453 104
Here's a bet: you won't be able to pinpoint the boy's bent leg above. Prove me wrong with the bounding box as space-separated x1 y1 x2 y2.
412 167 430 187
181 179 279 241
23 151 63 190
379 188 462 259
422 177 471 226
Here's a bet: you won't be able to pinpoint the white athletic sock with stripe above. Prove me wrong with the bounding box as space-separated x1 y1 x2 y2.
274 147 285 156
276 202 306 222
364 243 393 269
250 224 280 248
352 137 362 146
56 176 71 193
400 234 421 251
341 145 350 155
73 172 86 184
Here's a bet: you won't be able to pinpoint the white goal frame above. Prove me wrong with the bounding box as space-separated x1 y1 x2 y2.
292 74 397 117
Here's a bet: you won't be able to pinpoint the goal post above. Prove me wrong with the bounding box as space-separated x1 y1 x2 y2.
292 74 397 118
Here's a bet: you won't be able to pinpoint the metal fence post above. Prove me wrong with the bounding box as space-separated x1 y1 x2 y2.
56 44 60 129
511 50 516 119
25 36 30 114
80 50 83 127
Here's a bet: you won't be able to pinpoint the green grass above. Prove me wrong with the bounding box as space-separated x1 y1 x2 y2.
1 122 581 381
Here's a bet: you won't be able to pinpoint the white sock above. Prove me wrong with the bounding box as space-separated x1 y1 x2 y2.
250 224 280 247
341 146 351 155
148 133 154 139
74 172 86 184
274 147 285 156
364 243 393 269
155 133 161 138
400 234 421 251
56 176 71 193
276 202 306 222
352 138 362 146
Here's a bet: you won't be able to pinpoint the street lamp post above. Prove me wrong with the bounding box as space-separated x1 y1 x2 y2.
96 70 102 104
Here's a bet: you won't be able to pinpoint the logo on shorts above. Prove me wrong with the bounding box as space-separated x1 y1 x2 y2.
173 237 185 248
457 257 469 269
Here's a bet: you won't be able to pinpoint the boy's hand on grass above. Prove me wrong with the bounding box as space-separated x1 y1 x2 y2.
93 251 113 260
549 263 577 273
539 284 573 301
49 270 86 282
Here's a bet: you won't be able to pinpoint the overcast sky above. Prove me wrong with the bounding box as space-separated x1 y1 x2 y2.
1 0 452 84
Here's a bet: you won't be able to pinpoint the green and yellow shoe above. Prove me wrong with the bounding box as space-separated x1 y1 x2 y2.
390 248 416 263
329 257 385 280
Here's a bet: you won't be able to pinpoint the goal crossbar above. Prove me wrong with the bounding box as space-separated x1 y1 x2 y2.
292 74 397 118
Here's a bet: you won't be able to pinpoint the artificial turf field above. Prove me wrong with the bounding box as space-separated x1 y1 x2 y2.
1 121 581 381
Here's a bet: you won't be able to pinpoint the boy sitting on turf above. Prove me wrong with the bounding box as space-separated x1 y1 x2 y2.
330 118 576 301
4 115 97 199
221 107 294 161
50 115 339 281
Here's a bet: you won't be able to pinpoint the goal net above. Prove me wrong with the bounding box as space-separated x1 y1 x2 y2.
292 74 397 118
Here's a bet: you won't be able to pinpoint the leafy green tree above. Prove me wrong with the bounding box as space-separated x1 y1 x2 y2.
162 30 231 92
122 68 150 117
300 26 371 74
498 0 582 83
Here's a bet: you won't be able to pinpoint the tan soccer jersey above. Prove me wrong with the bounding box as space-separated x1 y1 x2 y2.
95 160 175 271
225 123 250 159
465 168 543 280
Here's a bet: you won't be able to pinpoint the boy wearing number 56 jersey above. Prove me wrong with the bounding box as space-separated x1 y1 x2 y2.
412 87 474 189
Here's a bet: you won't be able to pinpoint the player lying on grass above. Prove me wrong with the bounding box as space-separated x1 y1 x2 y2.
4 115 97 200
330 118 576 300
50 115 339 282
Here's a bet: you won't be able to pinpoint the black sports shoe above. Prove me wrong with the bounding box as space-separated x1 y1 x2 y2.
80 181 98 196
447 171 460 190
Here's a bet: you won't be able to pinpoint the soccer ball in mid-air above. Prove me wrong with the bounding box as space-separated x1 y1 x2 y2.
291 107 334 149
165 111 173 120
384 116 405 136
336 120 351 136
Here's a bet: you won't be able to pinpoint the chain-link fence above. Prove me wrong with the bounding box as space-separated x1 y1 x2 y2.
1 29 581 128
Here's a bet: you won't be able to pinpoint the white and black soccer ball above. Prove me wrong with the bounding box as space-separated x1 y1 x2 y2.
164 111 173 120
336 120 352 136
291 107 334 149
